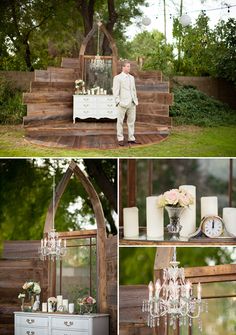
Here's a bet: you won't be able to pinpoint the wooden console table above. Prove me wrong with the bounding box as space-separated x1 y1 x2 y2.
73 95 116 123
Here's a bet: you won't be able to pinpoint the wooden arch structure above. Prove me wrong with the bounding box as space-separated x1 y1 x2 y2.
78 21 118 79
43 160 108 313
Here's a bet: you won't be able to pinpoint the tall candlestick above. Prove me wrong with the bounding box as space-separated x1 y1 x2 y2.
201 196 218 218
123 207 139 238
223 207 236 237
146 196 164 240
179 185 196 238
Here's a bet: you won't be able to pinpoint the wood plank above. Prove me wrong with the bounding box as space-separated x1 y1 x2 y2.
31 81 74 92
61 57 80 68
137 92 173 105
127 160 136 207
23 92 73 104
137 114 172 126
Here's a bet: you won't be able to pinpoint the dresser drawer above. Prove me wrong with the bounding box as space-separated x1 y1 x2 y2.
16 327 48 335
52 330 87 335
16 316 48 328
51 317 89 330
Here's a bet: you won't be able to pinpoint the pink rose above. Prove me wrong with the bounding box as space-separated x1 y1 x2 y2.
163 189 179 205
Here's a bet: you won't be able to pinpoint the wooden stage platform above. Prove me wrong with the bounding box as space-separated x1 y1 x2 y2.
23 58 173 149
24 121 170 149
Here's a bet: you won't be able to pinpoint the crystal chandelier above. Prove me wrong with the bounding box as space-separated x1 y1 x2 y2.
142 247 207 331
39 175 67 261
90 22 105 71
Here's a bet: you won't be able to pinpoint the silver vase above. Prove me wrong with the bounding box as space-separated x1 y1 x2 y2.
165 206 185 240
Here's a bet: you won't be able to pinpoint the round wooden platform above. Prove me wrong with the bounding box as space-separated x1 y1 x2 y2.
24 121 170 150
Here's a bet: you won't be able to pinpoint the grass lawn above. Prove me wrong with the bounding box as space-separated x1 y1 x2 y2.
0 124 235 157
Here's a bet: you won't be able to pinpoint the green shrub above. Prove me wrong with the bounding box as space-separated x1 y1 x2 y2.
0 78 26 124
170 85 236 127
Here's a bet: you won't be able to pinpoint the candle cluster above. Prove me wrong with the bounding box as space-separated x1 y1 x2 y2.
42 295 74 314
122 185 236 240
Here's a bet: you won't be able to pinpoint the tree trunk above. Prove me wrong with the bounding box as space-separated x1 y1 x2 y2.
23 39 34 71
77 0 95 54
84 159 117 212
102 0 118 55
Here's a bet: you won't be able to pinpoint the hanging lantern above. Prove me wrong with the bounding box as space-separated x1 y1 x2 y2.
179 14 192 27
142 16 151 26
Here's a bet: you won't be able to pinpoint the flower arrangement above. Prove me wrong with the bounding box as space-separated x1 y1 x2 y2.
18 281 41 312
157 188 194 208
75 79 85 89
77 296 96 314
22 281 41 296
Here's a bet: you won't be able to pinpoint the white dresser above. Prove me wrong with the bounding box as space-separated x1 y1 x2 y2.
73 95 117 123
14 312 109 335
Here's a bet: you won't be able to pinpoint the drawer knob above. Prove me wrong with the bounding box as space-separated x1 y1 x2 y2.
64 321 73 327
26 331 35 335
26 319 35 324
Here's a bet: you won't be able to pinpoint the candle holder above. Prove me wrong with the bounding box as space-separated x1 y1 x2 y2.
165 206 185 240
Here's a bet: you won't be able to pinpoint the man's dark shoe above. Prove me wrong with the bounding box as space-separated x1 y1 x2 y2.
118 140 124 146
128 140 139 145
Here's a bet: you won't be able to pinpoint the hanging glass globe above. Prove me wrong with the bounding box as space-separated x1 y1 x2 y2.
179 14 192 27
142 16 151 26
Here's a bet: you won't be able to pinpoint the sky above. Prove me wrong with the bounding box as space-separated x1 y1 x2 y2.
126 0 236 42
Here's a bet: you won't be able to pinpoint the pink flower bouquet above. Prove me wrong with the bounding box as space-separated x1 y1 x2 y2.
157 188 194 208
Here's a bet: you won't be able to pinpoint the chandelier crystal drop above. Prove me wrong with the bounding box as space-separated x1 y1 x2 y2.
90 22 105 71
142 247 207 331
39 175 67 261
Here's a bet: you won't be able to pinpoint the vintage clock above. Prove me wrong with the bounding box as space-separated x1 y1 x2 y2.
189 215 230 239
201 215 224 238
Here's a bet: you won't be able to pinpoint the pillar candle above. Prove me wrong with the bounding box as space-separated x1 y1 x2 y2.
42 302 47 312
179 185 196 238
57 295 63 310
146 196 164 239
201 196 218 218
63 299 69 312
123 207 139 238
69 303 74 314
223 207 236 237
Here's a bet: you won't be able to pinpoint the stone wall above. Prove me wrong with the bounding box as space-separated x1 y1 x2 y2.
171 76 236 109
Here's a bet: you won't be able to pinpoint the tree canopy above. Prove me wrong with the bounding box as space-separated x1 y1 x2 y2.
0 159 117 252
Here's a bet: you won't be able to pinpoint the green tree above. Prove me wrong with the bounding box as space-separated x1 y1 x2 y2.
0 159 117 251
126 30 174 74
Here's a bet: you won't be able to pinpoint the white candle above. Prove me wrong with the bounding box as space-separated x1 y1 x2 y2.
155 279 161 298
186 280 191 298
64 239 66 248
201 196 218 218
57 295 63 310
146 196 164 239
148 281 154 301
48 302 53 313
41 239 43 248
179 185 196 238
197 283 202 300
42 302 47 312
123 207 139 238
223 207 236 237
69 303 74 314
63 299 69 312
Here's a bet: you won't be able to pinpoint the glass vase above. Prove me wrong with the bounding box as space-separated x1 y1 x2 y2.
165 206 185 240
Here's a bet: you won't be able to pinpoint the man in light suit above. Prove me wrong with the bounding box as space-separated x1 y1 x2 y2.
113 61 138 146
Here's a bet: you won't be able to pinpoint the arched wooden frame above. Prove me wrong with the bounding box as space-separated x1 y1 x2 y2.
79 22 118 79
44 160 107 312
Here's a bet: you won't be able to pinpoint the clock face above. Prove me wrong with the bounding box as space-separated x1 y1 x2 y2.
202 216 224 238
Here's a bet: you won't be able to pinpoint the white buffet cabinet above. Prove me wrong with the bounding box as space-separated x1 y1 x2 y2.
14 312 109 335
73 95 117 123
